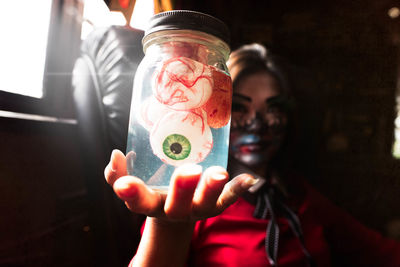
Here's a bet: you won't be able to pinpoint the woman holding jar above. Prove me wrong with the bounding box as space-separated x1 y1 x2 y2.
105 41 400 267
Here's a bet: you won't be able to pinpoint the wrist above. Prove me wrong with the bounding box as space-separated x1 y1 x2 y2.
147 216 196 231
133 217 195 267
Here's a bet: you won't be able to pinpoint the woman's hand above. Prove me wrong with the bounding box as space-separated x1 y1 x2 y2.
104 149 258 222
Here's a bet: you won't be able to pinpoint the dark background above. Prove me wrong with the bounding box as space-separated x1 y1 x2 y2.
184 0 400 236
2 0 400 266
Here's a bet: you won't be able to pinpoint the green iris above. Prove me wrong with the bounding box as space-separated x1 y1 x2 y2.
162 134 191 160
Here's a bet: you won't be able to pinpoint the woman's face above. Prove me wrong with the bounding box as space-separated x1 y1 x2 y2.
229 72 288 169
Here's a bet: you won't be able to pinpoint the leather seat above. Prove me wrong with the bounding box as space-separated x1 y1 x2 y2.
72 25 145 267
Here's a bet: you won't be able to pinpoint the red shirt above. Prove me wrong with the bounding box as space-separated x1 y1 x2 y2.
188 181 400 267
130 180 400 267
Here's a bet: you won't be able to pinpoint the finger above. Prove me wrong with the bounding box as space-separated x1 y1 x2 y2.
215 173 259 213
113 176 164 216
164 164 202 220
193 166 229 216
104 149 127 186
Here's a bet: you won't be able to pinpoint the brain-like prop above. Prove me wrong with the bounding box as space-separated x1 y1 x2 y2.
153 57 213 110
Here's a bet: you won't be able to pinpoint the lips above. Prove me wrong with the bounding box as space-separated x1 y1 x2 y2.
234 134 263 153
239 143 262 153
233 133 281 154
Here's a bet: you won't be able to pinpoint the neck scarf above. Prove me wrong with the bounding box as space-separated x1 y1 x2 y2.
228 160 316 267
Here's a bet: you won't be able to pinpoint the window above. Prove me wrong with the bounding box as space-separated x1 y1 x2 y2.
0 0 83 119
0 0 173 121
393 96 400 158
130 0 155 30
0 0 52 98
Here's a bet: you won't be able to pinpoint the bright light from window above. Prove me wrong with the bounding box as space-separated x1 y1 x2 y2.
81 0 127 40
393 96 400 158
0 0 52 98
130 0 155 30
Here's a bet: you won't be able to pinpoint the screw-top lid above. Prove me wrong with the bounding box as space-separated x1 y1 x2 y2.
144 10 230 45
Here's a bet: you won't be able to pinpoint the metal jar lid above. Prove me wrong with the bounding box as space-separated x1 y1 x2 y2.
144 10 230 45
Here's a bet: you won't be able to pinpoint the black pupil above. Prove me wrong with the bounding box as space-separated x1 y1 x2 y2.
170 143 182 154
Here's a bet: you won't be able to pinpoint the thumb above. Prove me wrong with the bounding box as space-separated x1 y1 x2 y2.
215 174 259 213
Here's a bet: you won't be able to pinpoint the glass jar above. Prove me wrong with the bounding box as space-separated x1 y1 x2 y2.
126 10 232 192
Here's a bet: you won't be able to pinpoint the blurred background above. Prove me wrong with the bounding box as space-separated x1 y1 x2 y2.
2 0 400 266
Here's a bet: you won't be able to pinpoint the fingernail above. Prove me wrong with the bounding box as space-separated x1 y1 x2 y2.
173 164 202 188
176 164 202 176
244 177 259 187
106 163 116 173
247 178 266 193
212 173 228 181
110 150 118 171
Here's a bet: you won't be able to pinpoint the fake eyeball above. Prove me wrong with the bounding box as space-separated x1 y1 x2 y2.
150 110 213 166
136 96 172 131
153 57 213 111
203 67 233 128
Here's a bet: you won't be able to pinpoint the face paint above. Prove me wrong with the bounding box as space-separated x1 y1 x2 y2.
234 134 261 146
230 131 282 167
230 108 287 167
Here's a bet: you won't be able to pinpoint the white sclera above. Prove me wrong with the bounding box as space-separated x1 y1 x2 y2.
137 96 173 131
153 57 213 111
150 110 213 166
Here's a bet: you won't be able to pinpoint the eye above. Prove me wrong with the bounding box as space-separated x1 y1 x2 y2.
150 110 213 166
266 104 285 116
232 102 247 114
266 105 280 113
162 134 191 160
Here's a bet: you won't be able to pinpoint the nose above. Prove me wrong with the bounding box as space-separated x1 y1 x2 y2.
245 109 284 132
245 111 265 131
267 113 281 127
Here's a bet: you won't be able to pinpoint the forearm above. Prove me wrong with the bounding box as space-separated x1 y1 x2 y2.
105 152 257 266
131 217 195 267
